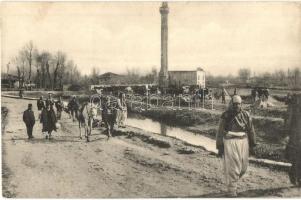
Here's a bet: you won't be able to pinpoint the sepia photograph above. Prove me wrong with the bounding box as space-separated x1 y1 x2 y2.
1 1 301 198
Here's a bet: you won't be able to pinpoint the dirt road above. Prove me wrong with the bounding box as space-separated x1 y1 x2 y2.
1 97 300 198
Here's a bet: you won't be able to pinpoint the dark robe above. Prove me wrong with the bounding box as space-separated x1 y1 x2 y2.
40 108 57 132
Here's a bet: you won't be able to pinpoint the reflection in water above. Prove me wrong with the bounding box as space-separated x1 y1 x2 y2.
126 114 217 153
160 123 167 136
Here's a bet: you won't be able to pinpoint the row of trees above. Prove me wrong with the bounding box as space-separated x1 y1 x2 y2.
6 41 300 90
208 67 300 89
237 67 300 89
7 41 159 90
8 41 81 90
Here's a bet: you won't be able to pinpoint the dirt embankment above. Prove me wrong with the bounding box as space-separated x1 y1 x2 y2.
2 107 17 198
2 96 300 198
128 105 288 162
2 91 289 162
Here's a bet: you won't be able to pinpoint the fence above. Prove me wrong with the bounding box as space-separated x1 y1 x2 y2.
125 93 216 111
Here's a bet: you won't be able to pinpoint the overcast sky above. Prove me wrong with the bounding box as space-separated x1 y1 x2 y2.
1 2 301 76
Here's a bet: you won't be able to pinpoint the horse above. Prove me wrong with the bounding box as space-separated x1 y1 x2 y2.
77 95 102 142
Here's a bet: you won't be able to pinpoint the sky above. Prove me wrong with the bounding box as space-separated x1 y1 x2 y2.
1 1 301 76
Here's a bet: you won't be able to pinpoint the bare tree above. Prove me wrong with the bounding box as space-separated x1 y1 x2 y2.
58 62 66 90
72 65 80 84
238 68 251 83
23 41 35 83
91 66 100 84
288 67 301 89
53 51 66 90
34 51 43 88
8 41 84 90
39 51 52 89
126 67 141 84
65 60 75 84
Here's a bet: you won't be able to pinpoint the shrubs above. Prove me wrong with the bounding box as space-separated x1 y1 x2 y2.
254 144 286 162
141 109 220 126
68 84 83 91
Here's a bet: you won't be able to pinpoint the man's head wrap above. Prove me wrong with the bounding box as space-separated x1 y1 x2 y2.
232 95 242 104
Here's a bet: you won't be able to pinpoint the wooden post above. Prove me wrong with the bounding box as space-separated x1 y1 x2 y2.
202 88 205 109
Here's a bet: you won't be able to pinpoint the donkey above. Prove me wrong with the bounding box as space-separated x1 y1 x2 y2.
77 95 102 142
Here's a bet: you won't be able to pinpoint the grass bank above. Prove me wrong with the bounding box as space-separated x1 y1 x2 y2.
128 104 288 162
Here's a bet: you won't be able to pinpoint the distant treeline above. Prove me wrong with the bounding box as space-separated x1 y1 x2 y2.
207 67 301 89
5 41 300 91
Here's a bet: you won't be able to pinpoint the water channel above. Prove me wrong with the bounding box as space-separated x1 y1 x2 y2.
127 113 217 153
126 113 291 167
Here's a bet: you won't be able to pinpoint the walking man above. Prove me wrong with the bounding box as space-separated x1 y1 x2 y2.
221 88 226 104
46 93 55 107
55 96 64 120
216 95 256 197
40 103 57 139
251 88 257 103
23 104 35 139
116 93 127 128
37 96 45 118
102 96 116 138
69 96 79 122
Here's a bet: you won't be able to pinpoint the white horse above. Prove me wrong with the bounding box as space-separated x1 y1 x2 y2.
77 95 102 142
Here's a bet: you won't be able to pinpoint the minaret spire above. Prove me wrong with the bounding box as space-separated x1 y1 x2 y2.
159 2 169 93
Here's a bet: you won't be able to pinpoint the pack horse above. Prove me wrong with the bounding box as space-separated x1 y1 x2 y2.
77 94 102 142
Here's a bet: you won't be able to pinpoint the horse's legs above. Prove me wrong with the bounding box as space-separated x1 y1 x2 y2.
85 125 89 142
79 122 82 139
88 118 92 136
84 119 91 142
72 110 76 122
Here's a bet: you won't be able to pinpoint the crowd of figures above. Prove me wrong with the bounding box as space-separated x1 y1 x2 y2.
23 92 128 142
251 87 270 103
24 93 58 140
21 88 300 195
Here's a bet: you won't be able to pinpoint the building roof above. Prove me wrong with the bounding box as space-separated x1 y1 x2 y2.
1 73 19 80
168 67 204 73
98 72 118 78
98 72 124 79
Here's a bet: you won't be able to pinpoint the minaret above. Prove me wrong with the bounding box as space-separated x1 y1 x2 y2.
159 2 169 93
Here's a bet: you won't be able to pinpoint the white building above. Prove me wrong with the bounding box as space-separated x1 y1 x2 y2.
168 67 206 88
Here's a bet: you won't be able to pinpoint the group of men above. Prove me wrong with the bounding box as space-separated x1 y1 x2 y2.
23 93 61 140
21 90 299 195
23 92 128 140
251 87 270 103
97 93 128 138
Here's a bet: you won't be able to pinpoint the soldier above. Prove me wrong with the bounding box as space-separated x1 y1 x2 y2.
216 95 256 197
23 104 35 139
